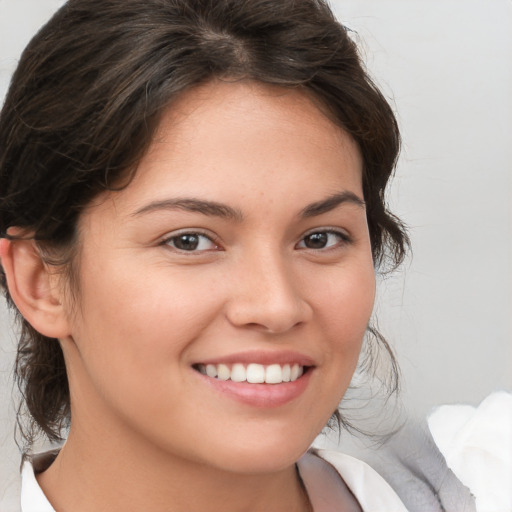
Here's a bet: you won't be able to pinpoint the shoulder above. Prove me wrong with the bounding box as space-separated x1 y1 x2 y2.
300 449 408 512
316 449 409 503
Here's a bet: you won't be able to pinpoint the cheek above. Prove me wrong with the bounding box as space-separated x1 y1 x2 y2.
312 259 375 363
287 259 375 434
79 259 221 339
63 263 228 427
66 258 225 394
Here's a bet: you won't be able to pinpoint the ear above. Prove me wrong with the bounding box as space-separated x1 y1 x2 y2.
0 231 71 339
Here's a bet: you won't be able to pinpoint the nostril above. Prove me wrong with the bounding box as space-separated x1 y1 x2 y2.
243 320 305 334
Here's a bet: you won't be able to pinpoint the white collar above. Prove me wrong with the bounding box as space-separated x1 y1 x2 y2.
307 449 408 511
20 460 54 512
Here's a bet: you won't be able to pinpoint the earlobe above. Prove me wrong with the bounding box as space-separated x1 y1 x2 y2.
0 232 70 339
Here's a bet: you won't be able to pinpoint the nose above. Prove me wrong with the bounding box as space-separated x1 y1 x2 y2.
225 250 313 334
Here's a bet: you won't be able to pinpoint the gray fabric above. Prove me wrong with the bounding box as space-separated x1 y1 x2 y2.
356 420 477 512
298 451 362 512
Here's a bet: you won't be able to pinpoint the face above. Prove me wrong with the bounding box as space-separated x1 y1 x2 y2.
60 81 375 474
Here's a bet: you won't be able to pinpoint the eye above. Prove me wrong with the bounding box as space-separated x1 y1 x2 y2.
296 230 349 250
163 232 218 252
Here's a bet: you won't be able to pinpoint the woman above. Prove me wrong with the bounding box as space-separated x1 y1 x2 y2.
0 0 410 510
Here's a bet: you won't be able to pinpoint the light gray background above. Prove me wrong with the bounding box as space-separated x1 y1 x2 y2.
1 1 511 509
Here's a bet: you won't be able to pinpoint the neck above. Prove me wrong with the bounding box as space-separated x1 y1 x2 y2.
37 423 310 512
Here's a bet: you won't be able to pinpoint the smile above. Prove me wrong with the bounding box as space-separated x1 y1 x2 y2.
196 363 305 384
192 352 315 407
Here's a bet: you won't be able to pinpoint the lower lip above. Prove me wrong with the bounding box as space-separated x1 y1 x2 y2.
194 369 313 408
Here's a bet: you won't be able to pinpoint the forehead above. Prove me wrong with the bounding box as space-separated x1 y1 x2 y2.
156 80 351 147
86 80 363 220
134 81 360 189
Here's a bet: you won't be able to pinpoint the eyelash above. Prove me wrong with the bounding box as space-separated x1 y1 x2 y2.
295 229 351 251
160 228 351 253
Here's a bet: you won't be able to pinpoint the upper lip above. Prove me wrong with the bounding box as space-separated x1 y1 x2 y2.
194 350 316 367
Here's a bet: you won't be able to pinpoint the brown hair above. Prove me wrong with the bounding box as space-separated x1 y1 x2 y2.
0 0 407 446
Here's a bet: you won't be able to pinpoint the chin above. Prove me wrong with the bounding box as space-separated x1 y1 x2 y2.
213 446 308 475
194 429 317 475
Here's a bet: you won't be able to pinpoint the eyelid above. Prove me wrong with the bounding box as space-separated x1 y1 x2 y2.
302 226 351 238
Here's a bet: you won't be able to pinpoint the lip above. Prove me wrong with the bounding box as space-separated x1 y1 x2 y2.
194 367 313 408
195 350 315 367
191 350 316 408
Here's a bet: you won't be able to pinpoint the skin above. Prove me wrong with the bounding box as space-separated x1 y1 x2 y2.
2 80 375 511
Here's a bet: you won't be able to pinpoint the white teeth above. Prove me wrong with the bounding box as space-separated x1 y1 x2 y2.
217 364 230 381
265 364 283 384
196 362 306 384
246 363 265 383
230 363 246 382
290 363 302 381
206 364 217 378
282 364 291 382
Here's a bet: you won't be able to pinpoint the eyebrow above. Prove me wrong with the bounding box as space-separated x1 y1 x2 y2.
299 191 365 217
132 198 244 221
132 190 365 221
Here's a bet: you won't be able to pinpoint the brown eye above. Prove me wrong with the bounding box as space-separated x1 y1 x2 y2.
164 233 216 252
304 232 328 249
297 230 349 250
